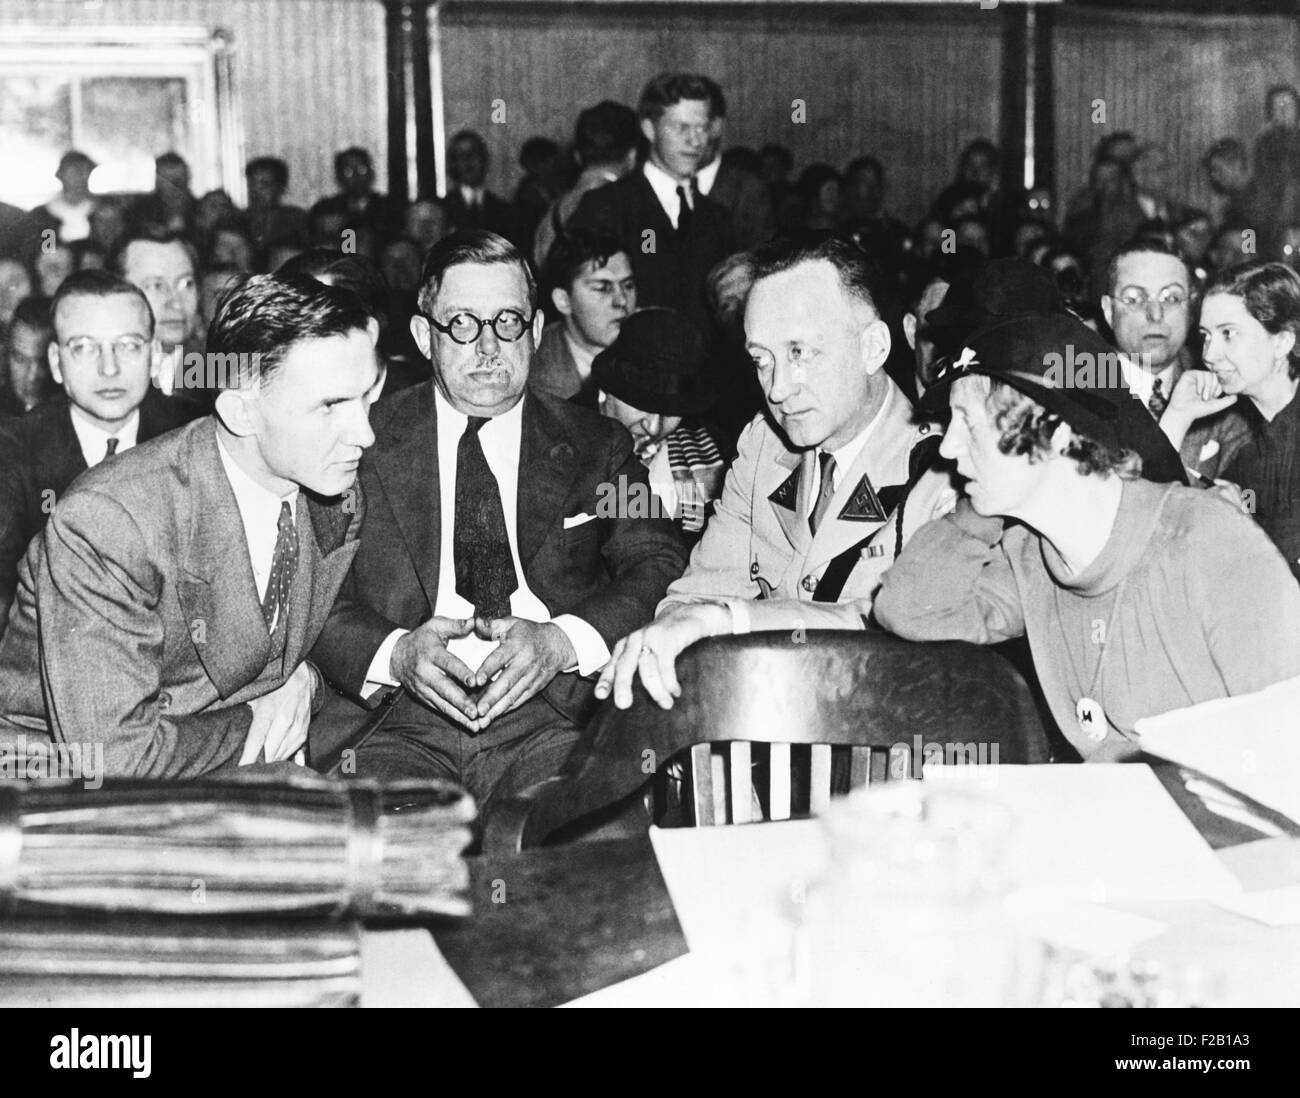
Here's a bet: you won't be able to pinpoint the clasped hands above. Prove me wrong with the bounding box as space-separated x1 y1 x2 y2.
390 615 576 732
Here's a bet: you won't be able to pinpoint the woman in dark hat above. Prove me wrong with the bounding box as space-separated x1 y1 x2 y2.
875 310 1300 762
591 307 725 542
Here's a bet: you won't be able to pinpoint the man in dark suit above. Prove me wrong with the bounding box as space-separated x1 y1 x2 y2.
0 271 192 633
443 130 529 250
0 274 382 780
568 73 738 336
310 146 403 244
310 230 687 813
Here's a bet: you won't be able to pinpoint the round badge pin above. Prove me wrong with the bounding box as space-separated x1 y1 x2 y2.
1075 696 1107 742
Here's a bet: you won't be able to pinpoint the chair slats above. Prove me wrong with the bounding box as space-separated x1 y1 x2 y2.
730 742 754 824
769 743 792 821
690 743 715 826
870 747 887 785
849 746 873 790
810 743 832 815
711 750 727 824
888 742 911 782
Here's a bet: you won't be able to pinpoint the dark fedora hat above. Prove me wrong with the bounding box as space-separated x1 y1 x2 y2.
591 307 716 417
923 257 1067 358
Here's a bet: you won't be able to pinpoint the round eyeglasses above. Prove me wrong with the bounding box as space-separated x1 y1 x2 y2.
1115 286 1189 311
426 309 535 345
63 336 150 367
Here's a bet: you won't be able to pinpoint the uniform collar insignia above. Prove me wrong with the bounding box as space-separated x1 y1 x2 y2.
837 472 888 522
768 467 799 511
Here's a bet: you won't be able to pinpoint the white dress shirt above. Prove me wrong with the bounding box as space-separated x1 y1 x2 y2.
694 155 721 198
458 185 485 212
1119 355 1177 409
365 388 610 690
215 435 299 609
68 405 140 469
643 160 694 230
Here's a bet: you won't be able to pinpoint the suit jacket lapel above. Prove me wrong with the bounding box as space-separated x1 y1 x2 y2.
370 384 442 606
517 394 580 571
176 421 272 698
805 441 890 570
634 173 677 244
52 400 89 486
288 498 362 667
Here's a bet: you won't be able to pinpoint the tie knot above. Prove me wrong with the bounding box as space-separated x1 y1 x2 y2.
819 451 836 482
466 416 490 435
277 500 294 533
1152 378 1164 397
105 437 119 458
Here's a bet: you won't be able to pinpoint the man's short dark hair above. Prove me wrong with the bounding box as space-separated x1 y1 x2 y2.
637 73 720 122
11 295 54 338
749 236 885 315
206 274 373 390
760 144 793 172
573 100 640 168
245 156 289 189
449 129 487 155
110 227 199 279
49 270 155 338
1105 235 1189 296
846 156 884 184
543 229 629 295
417 229 537 318
277 248 392 332
334 146 373 177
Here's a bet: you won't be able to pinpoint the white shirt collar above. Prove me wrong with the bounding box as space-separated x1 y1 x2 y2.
433 383 525 442
643 160 693 228
459 185 484 209
68 405 140 468
817 384 895 498
1119 354 1177 404
215 433 299 600
695 156 721 197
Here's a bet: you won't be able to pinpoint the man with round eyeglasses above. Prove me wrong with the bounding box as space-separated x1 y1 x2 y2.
310 229 686 818
0 270 190 633
1101 237 1252 481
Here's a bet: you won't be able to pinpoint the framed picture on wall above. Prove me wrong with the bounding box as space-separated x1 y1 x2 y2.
0 24 245 210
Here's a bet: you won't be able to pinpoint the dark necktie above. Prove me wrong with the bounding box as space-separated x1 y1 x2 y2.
809 452 837 536
104 437 119 460
1148 377 1168 419
676 179 695 236
454 416 518 619
261 501 299 632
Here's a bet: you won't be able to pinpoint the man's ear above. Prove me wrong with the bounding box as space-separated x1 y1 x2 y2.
215 386 258 438
410 313 433 359
152 342 181 395
902 311 918 352
1273 328 1296 364
639 117 657 149
1100 294 1115 331
551 286 572 318
365 317 380 347
531 301 546 345
858 317 893 376
47 342 63 386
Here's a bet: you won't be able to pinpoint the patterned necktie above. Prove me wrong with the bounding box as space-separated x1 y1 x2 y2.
1148 377 1169 419
809 452 837 536
104 437 119 460
261 501 299 632
676 179 695 236
454 416 518 619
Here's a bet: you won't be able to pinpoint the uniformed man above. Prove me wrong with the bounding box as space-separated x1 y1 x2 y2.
596 235 958 709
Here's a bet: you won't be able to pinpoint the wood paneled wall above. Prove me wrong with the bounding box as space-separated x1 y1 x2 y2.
0 0 387 205
439 1 1004 225
1054 7 1300 218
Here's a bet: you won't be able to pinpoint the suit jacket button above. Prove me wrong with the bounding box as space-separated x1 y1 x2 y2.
801 574 816 592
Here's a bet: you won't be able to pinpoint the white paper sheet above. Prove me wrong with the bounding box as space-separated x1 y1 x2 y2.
910 764 1242 903
1135 673 1300 826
